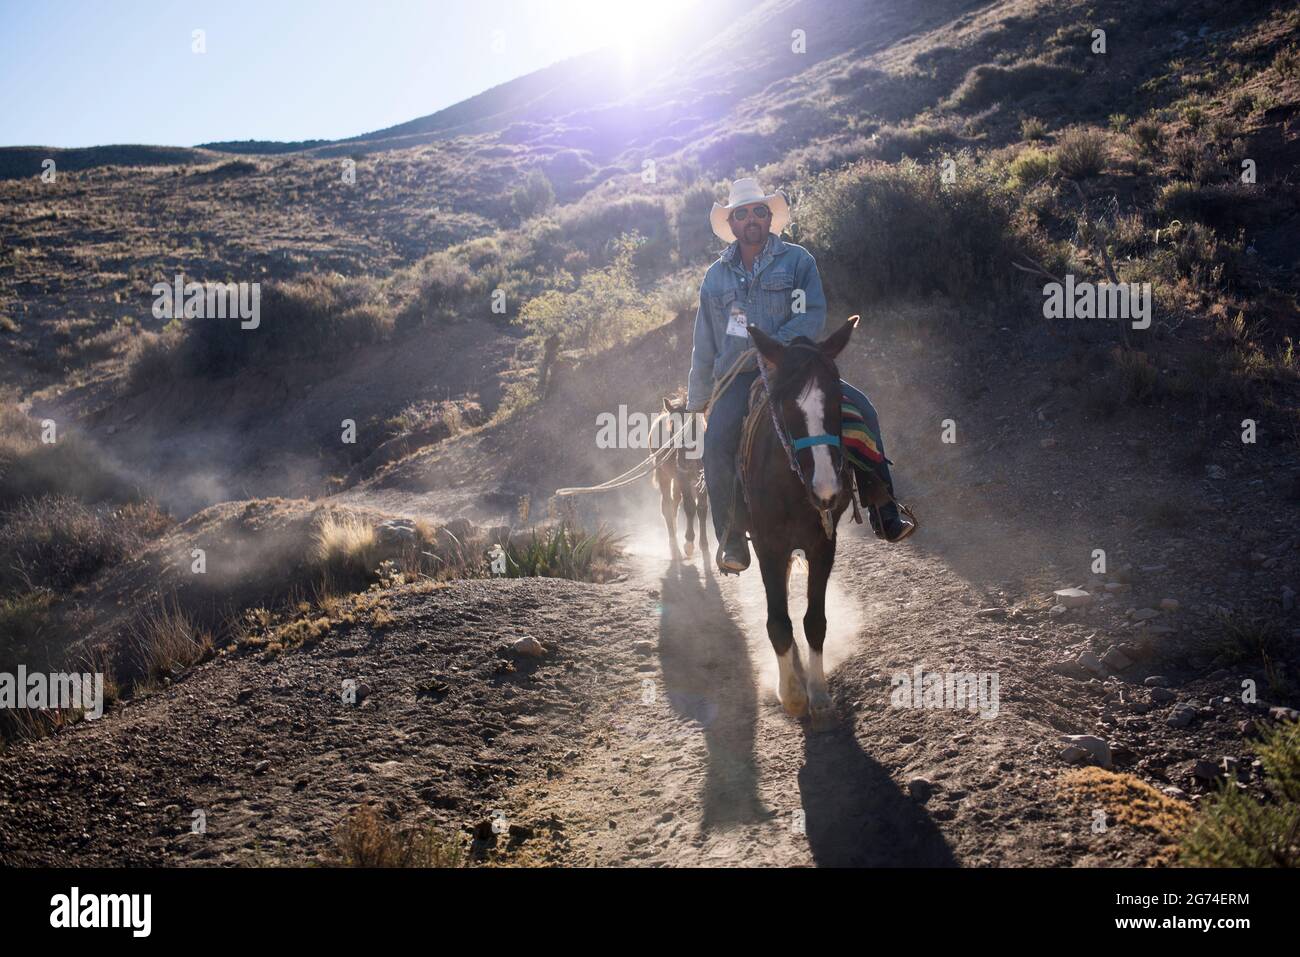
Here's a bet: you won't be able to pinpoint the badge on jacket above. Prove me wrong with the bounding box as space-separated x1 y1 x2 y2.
726 303 749 337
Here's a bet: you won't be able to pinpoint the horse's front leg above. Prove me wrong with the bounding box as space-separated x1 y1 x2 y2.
696 485 709 561
758 548 806 717
804 539 836 729
660 476 681 562
681 482 697 560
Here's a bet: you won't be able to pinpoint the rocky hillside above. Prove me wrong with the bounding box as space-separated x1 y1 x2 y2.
1 0 1298 868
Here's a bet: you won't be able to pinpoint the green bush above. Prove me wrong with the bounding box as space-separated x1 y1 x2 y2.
516 235 661 353
558 195 673 271
510 169 555 220
1180 721 1300 867
798 157 1023 303
500 522 623 582
1007 147 1055 189
944 60 1081 111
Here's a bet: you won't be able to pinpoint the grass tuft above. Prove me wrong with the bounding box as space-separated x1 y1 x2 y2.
328 805 465 867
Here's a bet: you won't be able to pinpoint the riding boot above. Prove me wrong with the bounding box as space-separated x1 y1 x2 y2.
866 475 916 543
719 532 751 573
718 478 751 572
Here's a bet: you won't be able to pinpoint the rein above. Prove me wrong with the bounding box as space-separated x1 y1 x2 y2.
555 349 756 498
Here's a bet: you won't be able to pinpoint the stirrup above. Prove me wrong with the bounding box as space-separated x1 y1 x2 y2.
883 502 918 543
716 540 749 575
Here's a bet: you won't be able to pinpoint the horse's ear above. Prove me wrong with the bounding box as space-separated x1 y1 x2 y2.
820 315 859 360
748 325 784 365
663 396 674 413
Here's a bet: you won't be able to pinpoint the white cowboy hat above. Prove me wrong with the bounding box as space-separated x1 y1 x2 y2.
710 177 791 243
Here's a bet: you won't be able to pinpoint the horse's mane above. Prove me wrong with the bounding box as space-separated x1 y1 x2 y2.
769 337 837 402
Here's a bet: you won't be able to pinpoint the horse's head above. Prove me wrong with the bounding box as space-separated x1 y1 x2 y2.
660 392 703 471
748 316 858 510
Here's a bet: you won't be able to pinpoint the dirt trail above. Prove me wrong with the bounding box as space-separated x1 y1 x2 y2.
495 517 1080 867
356 483 1123 867
0 487 1227 868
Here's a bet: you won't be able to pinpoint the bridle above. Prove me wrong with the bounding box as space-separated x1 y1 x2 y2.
756 343 847 539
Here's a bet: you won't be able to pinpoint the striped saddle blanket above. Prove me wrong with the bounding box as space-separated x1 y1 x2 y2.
841 384 892 507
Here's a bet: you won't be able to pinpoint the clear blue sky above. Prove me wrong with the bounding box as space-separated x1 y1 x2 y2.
0 0 692 148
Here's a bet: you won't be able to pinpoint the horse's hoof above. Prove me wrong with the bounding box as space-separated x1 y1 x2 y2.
684 541 695 560
780 685 809 718
782 698 809 718
808 694 836 731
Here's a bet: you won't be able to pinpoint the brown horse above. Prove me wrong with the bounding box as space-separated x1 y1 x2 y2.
653 395 708 562
742 317 858 726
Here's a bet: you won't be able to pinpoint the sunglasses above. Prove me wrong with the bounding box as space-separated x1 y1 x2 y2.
730 204 771 222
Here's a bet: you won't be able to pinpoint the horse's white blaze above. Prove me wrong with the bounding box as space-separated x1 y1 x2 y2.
797 382 839 503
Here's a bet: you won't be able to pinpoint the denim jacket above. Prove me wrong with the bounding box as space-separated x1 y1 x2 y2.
686 235 827 411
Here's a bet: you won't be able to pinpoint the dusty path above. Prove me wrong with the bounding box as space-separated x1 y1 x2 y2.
0 490 1230 867
349 478 1195 867
496 518 1090 867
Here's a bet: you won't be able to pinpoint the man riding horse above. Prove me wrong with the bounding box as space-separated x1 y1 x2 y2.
685 177 915 574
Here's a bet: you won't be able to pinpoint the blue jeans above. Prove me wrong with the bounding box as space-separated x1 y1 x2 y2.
703 373 895 545
703 370 758 546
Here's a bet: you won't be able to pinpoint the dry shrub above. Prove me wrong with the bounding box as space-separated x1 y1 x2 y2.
123 324 184 393
799 157 1022 303
0 495 169 594
1130 118 1166 155
0 403 135 508
1058 767 1193 864
944 60 1081 111
132 600 214 683
313 511 379 591
180 274 393 377
1055 128 1109 179
393 252 475 331
557 194 673 271
328 805 464 867
1020 116 1048 140
673 181 719 263
1154 180 1203 221
1113 347 1159 404
1167 135 1216 184
0 588 57 674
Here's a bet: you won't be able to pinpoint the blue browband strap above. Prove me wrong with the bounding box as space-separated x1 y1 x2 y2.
791 434 841 451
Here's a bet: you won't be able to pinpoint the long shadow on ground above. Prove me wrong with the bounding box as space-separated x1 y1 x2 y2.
800 728 956 867
656 559 956 865
657 561 769 832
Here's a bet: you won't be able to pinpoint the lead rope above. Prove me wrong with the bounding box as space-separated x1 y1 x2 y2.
555 349 757 497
